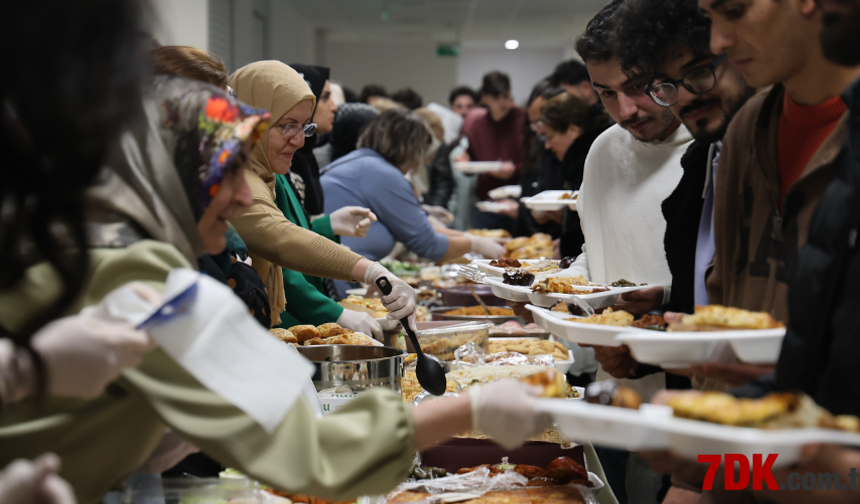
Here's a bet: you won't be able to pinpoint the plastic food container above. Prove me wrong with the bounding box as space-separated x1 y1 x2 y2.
415 322 492 361
120 476 272 503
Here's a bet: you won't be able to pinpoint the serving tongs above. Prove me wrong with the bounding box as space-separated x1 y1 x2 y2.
467 285 492 315
376 277 447 396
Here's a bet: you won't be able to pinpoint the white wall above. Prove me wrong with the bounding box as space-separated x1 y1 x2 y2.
325 38 458 106
456 46 565 106
270 0 315 66
150 0 209 50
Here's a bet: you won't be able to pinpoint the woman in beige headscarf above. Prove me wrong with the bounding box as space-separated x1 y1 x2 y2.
229 61 417 329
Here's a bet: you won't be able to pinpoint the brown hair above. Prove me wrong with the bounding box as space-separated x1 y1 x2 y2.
357 109 434 170
540 92 610 134
151 46 228 89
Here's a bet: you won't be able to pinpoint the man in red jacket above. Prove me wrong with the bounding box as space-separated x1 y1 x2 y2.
462 70 526 233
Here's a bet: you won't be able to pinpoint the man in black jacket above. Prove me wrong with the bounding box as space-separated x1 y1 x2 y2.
647 1 860 501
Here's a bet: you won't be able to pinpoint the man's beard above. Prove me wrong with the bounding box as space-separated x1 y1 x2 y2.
683 85 756 144
821 7 860 66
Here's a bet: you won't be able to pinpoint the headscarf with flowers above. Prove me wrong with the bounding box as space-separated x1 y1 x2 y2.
85 76 268 265
155 76 270 219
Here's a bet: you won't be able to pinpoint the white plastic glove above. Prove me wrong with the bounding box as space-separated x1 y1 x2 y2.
422 204 454 225
364 262 418 330
0 454 75 504
468 379 553 450
337 309 383 340
137 429 200 474
31 315 156 399
330 206 378 237
469 235 506 259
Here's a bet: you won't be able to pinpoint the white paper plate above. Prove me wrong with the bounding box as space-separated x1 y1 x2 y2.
555 350 575 374
453 161 505 174
662 417 860 468
527 284 651 310
475 201 512 213
483 277 533 302
527 305 634 347
488 185 522 200
345 287 368 297
618 332 729 368
538 400 671 450
473 259 560 278
521 190 578 211
724 328 787 363
619 327 786 368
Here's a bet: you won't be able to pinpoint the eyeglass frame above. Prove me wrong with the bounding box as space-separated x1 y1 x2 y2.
646 53 728 107
279 121 317 139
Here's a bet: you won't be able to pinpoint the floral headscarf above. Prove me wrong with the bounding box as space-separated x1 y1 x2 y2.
155 76 270 219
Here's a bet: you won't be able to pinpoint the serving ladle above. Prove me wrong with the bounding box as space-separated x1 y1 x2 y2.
376 277 447 396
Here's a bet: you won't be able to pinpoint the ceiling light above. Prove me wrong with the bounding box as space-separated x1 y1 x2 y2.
505 40 520 50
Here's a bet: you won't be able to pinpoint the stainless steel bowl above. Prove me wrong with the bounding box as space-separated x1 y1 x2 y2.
296 345 405 393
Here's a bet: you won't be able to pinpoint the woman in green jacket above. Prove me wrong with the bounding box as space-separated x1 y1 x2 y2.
241 64 380 335
0 76 547 504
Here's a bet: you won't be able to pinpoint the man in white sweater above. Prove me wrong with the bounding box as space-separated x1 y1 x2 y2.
567 17 693 316
567 3 694 503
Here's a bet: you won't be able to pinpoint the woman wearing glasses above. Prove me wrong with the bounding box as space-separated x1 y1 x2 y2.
229 61 411 334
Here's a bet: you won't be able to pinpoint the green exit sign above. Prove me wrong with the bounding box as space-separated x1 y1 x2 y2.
437 44 460 57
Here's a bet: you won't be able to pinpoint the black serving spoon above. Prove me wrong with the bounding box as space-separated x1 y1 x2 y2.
375 277 447 396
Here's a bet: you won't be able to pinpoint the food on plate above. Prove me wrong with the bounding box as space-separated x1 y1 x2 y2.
444 306 515 317
468 228 512 238
317 322 349 338
551 301 570 313
281 323 378 346
518 368 568 398
305 332 377 346
557 192 575 200
532 276 608 295
585 381 643 409
269 328 298 344
558 256 576 269
667 392 860 431
287 324 322 343
489 257 522 268
488 321 549 338
338 295 389 318
568 308 635 327
610 279 643 287
388 486 587 504
505 233 553 259
669 304 785 332
487 339 569 361
503 270 535 286
631 314 668 331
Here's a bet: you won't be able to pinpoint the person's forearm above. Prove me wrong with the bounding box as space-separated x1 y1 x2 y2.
411 394 472 451
436 227 465 238
351 258 373 283
441 235 472 262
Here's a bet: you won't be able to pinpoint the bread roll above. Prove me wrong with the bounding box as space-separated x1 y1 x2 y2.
317 322 348 338
269 328 298 344
288 325 321 343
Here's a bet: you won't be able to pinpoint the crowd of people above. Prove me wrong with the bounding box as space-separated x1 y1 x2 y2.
2 0 860 503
